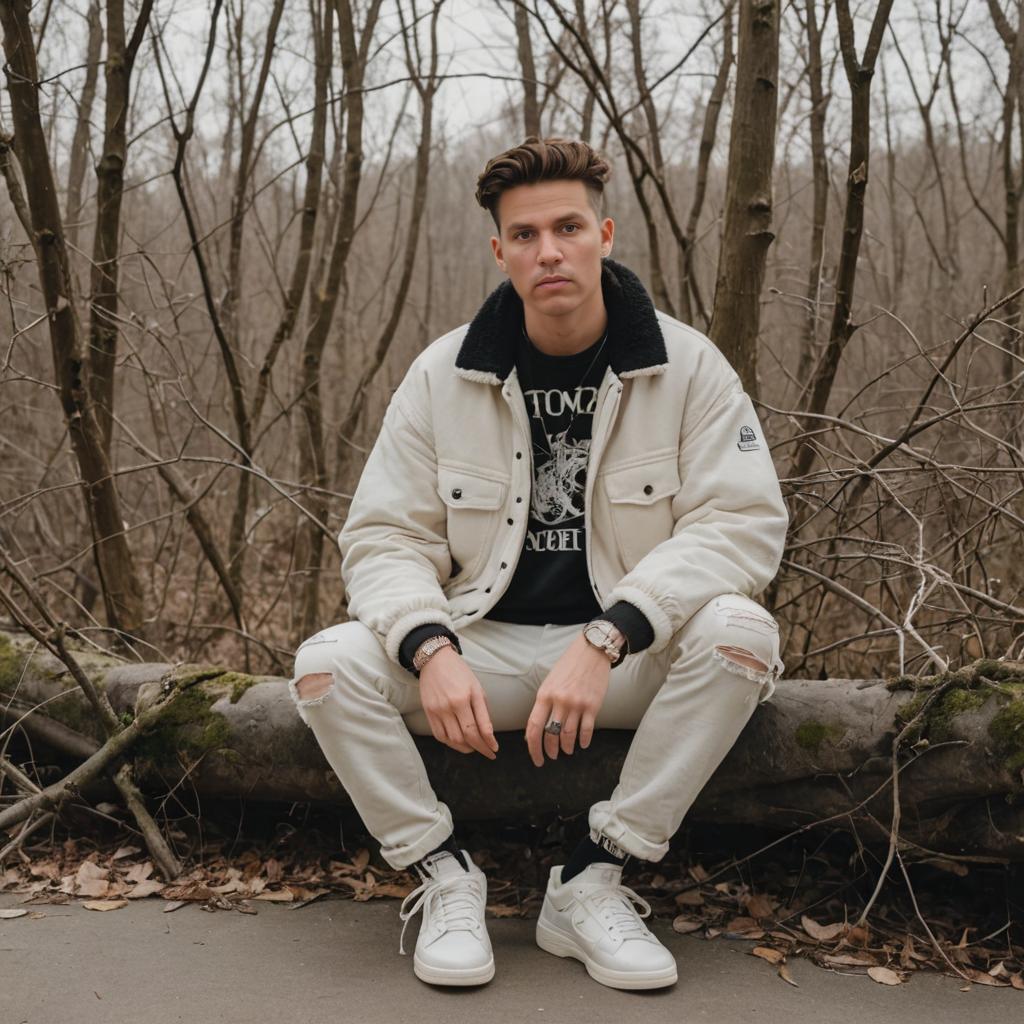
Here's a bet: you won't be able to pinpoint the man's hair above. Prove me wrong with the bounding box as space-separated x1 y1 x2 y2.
475 136 611 230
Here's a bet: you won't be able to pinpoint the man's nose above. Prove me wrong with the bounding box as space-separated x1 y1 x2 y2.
536 232 562 264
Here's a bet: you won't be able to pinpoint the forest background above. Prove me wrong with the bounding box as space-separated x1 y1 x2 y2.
2 0 1023 692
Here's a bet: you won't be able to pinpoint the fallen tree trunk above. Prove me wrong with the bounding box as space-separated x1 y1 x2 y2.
2 629 1022 859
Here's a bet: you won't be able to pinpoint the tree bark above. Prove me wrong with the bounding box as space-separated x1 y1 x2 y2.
0 0 145 638
708 0 781 401
514 1 541 137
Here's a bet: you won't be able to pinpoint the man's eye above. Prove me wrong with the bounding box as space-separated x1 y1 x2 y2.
562 224 579 233
515 231 532 240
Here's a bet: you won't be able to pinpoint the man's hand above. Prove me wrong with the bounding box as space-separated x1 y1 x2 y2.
419 648 499 759
525 633 611 766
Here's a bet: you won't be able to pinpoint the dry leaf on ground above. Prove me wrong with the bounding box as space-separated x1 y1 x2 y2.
961 967 1009 987
125 862 154 884
867 966 903 986
126 879 166 899
778 964 799 987
675 889 703 907
822 953 876 968
801 915 847 942
753 946 785 965
0 908 29 919
672 916 703 934
82 900 128 912
745 893 777 919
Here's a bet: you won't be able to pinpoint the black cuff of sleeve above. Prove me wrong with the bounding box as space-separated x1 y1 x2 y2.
600 601 655 658
399 624 462 677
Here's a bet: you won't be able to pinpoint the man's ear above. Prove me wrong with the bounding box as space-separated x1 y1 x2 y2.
600 217 615 258
490 234 506 273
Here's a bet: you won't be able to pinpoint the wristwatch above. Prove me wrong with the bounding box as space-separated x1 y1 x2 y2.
583 619 627 666
412 634 455 673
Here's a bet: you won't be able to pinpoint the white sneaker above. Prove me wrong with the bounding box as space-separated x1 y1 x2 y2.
536 862 677 990
398 849 494 986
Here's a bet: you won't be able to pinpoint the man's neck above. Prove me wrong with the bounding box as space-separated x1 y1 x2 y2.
523 297 608 357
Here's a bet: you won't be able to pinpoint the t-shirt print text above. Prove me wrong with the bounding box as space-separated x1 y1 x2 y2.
737 425 761 452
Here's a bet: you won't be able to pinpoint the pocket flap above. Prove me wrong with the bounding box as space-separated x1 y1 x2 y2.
603 457 680 505
437 466 507 510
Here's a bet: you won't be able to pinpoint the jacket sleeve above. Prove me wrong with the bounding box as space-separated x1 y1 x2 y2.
338 384 455 665
602 378 788 653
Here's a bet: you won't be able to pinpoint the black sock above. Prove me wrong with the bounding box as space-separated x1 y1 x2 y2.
415 835 467 874
561 834 628 884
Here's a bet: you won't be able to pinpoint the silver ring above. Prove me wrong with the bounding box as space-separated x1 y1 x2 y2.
544 719 562 736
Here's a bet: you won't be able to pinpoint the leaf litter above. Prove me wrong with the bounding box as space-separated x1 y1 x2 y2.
0 815 1020 992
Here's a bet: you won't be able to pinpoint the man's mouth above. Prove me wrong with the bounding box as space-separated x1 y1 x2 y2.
536 276 570 289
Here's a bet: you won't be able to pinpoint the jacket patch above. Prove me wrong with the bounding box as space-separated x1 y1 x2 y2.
737 425 760 452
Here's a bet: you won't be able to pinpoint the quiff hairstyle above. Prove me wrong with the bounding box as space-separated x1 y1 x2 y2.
475 136 611 230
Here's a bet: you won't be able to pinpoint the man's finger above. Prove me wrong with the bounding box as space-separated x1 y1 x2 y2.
559 710 581 756
579 711 596 750
525 699 549 767
470 688 498 756
442 713 474 754
459 715 494 760
543 704 564 762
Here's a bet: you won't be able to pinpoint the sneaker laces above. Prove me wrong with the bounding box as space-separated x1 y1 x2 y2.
398 870 485 955
588 883 653 940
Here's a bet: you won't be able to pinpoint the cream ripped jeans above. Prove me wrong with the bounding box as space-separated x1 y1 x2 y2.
289 593 783 869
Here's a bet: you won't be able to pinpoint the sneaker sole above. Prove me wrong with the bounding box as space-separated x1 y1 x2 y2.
413 954 495 987
535 919 677 991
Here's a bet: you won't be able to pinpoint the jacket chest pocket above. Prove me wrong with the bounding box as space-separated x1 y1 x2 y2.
601 455 680 569
437 464 508 580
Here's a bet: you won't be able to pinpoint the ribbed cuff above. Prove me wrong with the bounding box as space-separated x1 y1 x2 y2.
600 600 655 658
399 623 462 676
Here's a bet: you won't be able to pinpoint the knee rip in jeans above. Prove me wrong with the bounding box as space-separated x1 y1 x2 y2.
290 673 334 725
709 597 784 702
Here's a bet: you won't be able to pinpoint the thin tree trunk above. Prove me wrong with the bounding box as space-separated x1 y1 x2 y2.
64 0 102 254
795 0 831 395
295 0 382 638
681 0 733 327
709 0 782 400
88 0 154 453
0 0 145 638
514 2 541 136
793 0 895 480
334 1 442 478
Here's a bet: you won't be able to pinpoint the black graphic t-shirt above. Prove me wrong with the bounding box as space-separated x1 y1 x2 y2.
486 327 611 625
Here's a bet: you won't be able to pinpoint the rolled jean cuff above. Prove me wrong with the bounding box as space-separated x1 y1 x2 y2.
378 804 454 870
588 802 670 863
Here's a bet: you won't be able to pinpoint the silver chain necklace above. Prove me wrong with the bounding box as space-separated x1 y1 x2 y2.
521 323 609 459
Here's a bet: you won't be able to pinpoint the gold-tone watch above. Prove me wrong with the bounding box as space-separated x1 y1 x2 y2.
583 619 627 665
412 635 455 673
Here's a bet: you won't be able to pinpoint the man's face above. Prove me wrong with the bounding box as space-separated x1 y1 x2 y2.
490 179 614 322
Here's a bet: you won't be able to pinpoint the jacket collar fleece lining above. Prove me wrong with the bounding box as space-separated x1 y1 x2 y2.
454 258 668 383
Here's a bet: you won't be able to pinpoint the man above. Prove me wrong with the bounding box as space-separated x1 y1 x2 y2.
290 137 787 991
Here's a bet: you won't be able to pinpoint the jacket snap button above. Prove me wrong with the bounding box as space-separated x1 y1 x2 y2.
515 451 523 459
507 518 513 525
500 562 508 569
451 487 462 499
516 496 523 503
643 484 653 496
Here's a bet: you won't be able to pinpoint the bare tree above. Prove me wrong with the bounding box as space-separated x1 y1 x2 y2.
793 0 895 478
0 0 146 638
709 0 782 399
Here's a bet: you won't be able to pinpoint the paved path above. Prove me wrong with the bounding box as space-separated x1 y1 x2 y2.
2 892 1019 1024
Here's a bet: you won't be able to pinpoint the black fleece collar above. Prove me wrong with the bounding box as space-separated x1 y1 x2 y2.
454 258 668 383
